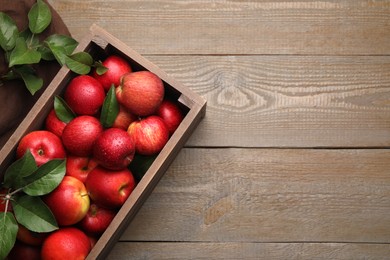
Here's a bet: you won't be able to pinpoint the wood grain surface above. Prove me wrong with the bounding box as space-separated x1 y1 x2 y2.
50 0 390 55
48 0 390 259
144 55 390 148
121 148 390 243
110 242 390 260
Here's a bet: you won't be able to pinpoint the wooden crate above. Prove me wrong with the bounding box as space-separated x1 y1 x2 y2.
0 24 206 259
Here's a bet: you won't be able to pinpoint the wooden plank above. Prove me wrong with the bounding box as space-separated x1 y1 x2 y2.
120 148 390 243
143 55 390 148
109 242 390 260
48 0 390 55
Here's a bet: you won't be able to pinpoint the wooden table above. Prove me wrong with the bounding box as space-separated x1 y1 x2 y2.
50 1 390 259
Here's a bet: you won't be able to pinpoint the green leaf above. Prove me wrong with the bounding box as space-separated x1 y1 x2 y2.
23 159 66 196
100 85 119 128
45 34 78 55
28 0 52 34
19 29 40 49
94 60 108 75
19 29 33 41
45 34 78 65
0 212 18 260
128 154 157 182
54 96 76 123
12 195 58 233
37 45 55 61
70 52 94 66
46 44 67 65
65 52 93 75
3 149 38 189
8 37 41 67
14 65 44 95
1 69 18 81
0 12 19 51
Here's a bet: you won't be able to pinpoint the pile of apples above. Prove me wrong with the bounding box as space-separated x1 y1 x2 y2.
6 55 184 259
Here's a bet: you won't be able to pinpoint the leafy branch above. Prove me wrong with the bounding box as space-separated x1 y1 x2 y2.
0 150 66 259
0 0 105 95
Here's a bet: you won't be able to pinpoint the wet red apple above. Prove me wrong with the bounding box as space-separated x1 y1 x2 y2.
93 128 135 170
85 166 135 209
64 75 105 116
92 55 132 91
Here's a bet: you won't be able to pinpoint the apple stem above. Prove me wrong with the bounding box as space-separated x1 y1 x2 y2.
38 148 44 156
4 195 10 212
1 188 13 213
8 187 23 197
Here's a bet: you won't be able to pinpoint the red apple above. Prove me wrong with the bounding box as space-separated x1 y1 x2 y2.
127 115 169 155
41 227 91 260
45 108 67 137
112 105 137 130
64 75 105 116
116 71 164 116
16 130 66 166
66 156 98 183
62 115 103 157
79 203 116 235
93 128 135 170
16 224 48 246
7 241 41 260
85 166 135 209
88 235 98 249
92 55 132 91
156 99 184 135
43 176 90 226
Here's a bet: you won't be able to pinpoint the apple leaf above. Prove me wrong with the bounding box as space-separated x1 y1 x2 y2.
37 45 55 61
45 42 67 65
100 85 119 128
44 34 78 56
0 212 18 260
1 69 18 81
14 65 44 95
0 12 19 51
12 195 58 233
23 159 66 196
28 0 52 34
94 60 109 75
54 95 76 123
8 37 42 67
19 29 40 49
2 149 37 189
128 154 157 182
45 34 79 66
65 52 94 75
